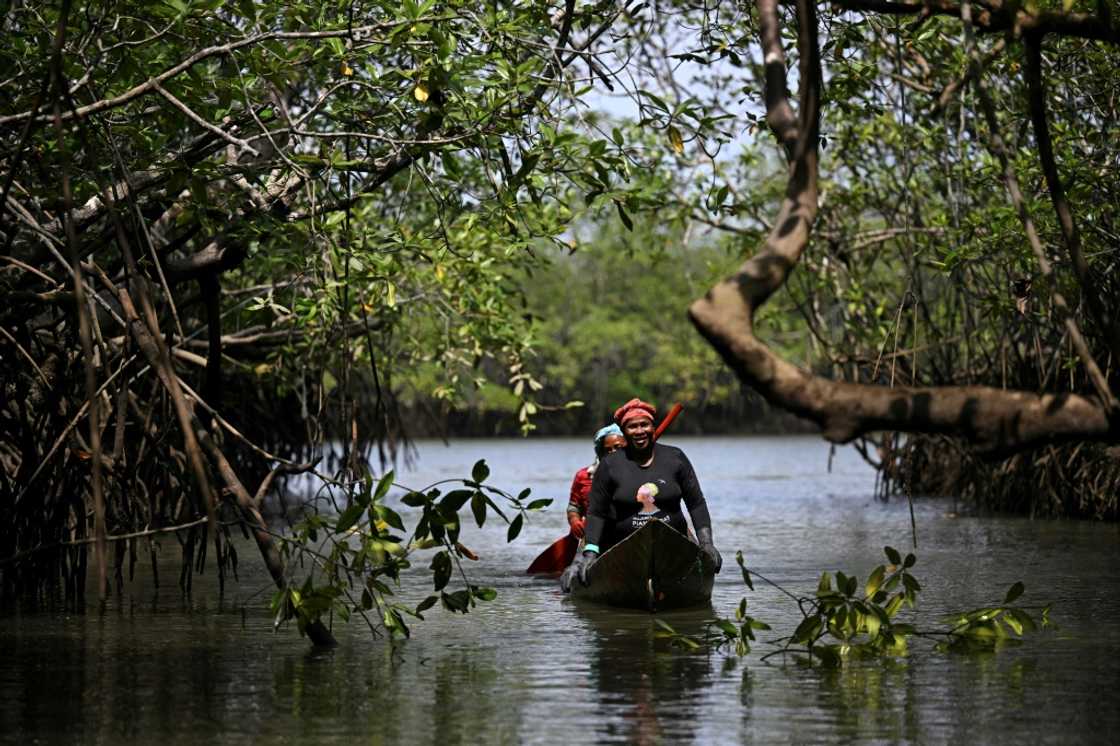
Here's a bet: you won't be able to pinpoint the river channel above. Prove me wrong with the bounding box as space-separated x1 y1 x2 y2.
2 435 1119 744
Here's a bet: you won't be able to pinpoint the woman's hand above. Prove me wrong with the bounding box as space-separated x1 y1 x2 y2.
560 550 597 592
567 513 586 538
697 527 722 573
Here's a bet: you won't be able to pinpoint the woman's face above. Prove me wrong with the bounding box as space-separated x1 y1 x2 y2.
602 434 626 455
623 416 654 451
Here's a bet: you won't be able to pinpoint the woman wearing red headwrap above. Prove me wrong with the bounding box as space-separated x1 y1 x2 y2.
562 398 722 591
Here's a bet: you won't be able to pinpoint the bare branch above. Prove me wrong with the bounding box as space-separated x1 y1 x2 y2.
150 81 260 157
1024 34 1120 369
832 0 1120 44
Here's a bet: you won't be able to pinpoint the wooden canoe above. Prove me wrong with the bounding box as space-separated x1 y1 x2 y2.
568 519 714 611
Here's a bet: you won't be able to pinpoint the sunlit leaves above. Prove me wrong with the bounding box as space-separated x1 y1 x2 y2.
736 550 754 591
667 125 684 155
700 543 1048 666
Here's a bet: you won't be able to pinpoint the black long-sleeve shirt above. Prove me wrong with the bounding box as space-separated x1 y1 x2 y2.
584 443 712 550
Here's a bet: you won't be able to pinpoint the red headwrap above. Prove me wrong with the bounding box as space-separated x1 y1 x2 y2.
614 398 656 427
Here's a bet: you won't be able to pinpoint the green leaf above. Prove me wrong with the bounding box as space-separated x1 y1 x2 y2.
526 498 552 510
470 492 487 527
818 571 833 594
864 565 885 598
884 546 901 565
667 125 684 154
864 612 881 639
615 201 633 231
374 470 395 501
1004 581 1024 605
1006 607 1037 634
439 591 466 613
792 615 821 644
377 505 405 532
472 586 498 601
641 89 670 112
335 502 364 533
506 513 523 542
431 550 452 591
471 459 490 483
715 619 739 637
439 489 474 512
416 595 438 613
845 575 858 597
736 550 754 590
402 491 428 507
903 553 916 569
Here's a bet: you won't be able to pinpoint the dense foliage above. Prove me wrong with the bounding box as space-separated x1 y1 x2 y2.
0 0 622 624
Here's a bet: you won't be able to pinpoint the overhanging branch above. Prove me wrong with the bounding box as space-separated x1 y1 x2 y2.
688 0 1120 457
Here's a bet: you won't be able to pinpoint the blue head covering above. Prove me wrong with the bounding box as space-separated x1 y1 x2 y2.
593 423 624 458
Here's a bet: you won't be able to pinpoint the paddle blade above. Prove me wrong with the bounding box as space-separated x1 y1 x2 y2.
526 534 578 575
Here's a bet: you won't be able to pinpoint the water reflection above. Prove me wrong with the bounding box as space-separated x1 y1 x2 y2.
578 605 714 744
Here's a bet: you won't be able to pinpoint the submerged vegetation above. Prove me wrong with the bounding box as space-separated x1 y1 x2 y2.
656 546 1052 665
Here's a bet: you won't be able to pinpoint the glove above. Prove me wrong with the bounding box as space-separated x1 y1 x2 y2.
560 550 597 592
567 513 586 538
697 527 722 574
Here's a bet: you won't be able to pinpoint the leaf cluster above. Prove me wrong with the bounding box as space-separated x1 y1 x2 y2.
270 459 547 639
656 545 1052 668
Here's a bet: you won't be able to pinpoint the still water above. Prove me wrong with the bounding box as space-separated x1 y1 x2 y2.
2 436 1119 744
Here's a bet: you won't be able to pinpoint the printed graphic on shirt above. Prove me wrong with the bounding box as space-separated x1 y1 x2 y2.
631 482 668 531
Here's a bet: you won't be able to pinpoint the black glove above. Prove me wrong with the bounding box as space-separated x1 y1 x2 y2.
560 550 597 592
697 527 722 574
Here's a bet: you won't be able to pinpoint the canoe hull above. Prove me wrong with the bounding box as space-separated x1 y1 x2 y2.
569 520 714 611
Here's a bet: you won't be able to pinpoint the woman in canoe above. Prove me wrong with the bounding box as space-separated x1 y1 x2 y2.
566 424 628 539
562 398 722 590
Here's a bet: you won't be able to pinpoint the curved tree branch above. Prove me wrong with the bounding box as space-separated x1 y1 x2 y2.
689 0 1120 457
831 0 1120 44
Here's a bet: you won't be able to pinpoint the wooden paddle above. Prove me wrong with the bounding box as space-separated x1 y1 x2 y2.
525 403 684 575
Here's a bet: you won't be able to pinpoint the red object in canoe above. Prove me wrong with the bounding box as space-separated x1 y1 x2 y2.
526 533 578 575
